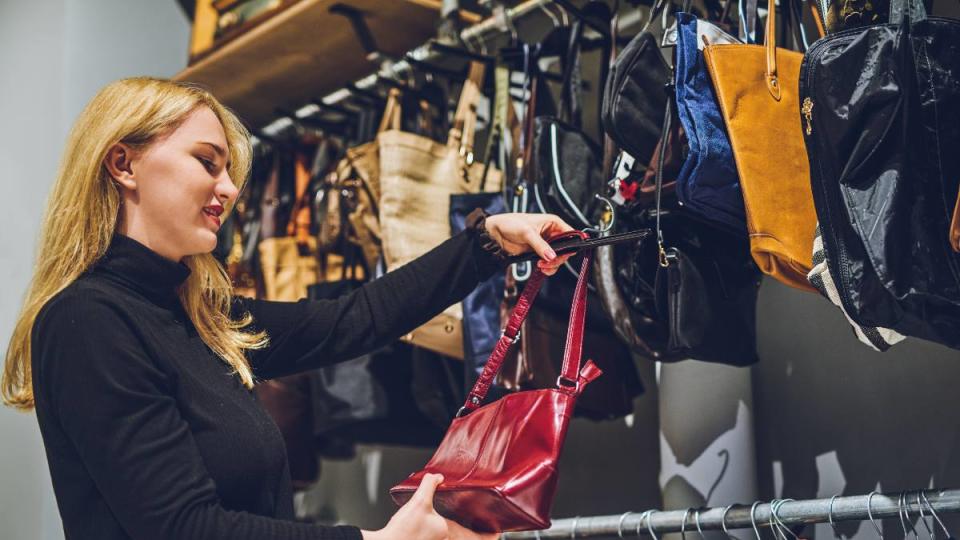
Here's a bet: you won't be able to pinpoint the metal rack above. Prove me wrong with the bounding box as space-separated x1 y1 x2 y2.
258 0 646 139
500 489 960 538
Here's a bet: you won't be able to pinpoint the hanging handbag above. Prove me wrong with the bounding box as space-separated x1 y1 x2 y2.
390 246 603 533
703 0 819 292
800 0 960 347
601 0 672 165
807 225 905 351
673 11 747 234
532 2 612 229
649 96 761 366
378 62 502 360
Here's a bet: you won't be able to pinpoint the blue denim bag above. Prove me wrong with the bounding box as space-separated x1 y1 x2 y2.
674 12 747 234
449 193 507 393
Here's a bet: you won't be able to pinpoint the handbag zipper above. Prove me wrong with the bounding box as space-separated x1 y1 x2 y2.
800 33 863 324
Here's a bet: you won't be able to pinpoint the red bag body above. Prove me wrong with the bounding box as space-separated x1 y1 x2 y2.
390 239 602 532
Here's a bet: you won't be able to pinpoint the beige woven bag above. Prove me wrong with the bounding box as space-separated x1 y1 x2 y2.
378 61 502 359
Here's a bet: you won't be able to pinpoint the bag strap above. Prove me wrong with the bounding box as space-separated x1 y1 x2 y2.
377 88 402 133
460 230 590 415
446 61 487 161
764 0 783 100
654 84 675 265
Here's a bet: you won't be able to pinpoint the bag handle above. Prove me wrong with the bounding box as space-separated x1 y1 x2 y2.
764 0 782 100
459 230 590 416
377 88 402 133
447 61 487 162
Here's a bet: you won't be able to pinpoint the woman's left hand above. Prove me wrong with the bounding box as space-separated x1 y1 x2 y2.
484 213 576 276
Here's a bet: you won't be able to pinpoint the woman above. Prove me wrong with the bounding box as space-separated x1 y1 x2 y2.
1 77 575 539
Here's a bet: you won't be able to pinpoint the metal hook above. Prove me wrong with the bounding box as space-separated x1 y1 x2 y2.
681 508 694 540
916 492 934 539
867 491 885 539
921 491 952 539
772 499 798 540
618 512 633 539
899 492 920 540
750 501 763 540
639 510 660 540
769 500 782 540
695 509 707 540
722 504 742 540
829 495 845 540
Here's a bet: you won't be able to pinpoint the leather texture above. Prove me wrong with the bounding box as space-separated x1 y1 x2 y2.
952 191 960 252
703 2 818 292
674 13 746 234
378 62 502 360
390 237 600 533
800 5 960 349
601 0 671 163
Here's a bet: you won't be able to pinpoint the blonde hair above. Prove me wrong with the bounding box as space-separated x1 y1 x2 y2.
2 77 268 410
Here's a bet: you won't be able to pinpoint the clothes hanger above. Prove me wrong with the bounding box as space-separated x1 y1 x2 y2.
681 508 694 540
828 495 846 540
771 499 798 540
639 510 661 540
899 491 921 540
750 502 764 540
916 491 935 540
920 490 954 540
617 511 633 538
695 508 708 540
867 491 885 540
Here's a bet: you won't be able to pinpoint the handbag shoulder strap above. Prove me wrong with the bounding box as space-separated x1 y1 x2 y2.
447 61 486 158
377 88 402 133
460 231 591 415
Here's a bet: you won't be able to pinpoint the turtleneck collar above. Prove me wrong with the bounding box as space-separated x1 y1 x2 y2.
91 234 192 306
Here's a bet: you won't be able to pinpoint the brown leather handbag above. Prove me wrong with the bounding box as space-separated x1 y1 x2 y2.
951 190 960 252
390 249 602 533
378 62 502 360
703 0 818 292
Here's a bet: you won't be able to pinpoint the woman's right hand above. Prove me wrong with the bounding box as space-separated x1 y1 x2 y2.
361 473 448 540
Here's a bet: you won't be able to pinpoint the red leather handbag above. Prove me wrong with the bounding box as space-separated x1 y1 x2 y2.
389 246 603 533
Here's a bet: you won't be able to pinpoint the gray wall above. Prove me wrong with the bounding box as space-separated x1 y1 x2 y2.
0 1 189 538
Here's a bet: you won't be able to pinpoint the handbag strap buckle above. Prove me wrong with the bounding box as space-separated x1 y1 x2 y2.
556 375 580 394
502 329 522 345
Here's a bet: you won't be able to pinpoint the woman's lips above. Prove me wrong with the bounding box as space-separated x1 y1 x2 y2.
203 205 223 228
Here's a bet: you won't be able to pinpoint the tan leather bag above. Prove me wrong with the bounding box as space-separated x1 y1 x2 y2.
703 3 818 292
319 93 400 271
378 62 502 359
259 149 319 301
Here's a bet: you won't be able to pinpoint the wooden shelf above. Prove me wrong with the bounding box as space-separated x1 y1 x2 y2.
175 0 454 127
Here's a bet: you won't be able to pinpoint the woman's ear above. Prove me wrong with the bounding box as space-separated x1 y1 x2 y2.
103 143 138 191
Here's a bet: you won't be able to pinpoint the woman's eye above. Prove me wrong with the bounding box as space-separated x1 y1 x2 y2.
198 157 215 172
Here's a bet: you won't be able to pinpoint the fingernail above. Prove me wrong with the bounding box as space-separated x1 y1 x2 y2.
545 249 557 261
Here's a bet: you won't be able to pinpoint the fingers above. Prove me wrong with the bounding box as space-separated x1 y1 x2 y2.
539 213 575 236
445 518 501 540
522 228 557 263
537 252 574 275
410 473 444 508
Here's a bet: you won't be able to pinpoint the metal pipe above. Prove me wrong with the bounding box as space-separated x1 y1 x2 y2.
500 489 960 538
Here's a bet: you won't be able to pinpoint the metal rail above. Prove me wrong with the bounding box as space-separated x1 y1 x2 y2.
499 489 960 538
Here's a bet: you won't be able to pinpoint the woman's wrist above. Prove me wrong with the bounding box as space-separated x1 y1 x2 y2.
464 208 509 268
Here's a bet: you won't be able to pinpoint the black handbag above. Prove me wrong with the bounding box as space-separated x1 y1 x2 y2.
619 89 761 366
801 0 960 348
600 0 672 164
532 1 612 229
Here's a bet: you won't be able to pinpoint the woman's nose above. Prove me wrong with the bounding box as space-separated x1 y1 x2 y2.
215 171 239 204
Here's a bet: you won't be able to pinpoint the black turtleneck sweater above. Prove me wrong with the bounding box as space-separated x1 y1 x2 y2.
31 226 499 540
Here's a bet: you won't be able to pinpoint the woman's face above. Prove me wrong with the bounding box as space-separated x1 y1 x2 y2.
104 106 240 261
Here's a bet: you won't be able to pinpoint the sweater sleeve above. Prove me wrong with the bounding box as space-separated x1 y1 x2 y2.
236 225 502 380
33 293 362 540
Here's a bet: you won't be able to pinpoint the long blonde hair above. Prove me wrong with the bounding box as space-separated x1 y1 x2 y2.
2 77 268 410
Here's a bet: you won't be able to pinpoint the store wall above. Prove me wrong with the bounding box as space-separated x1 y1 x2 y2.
0 1 189 539
754 278 960 540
